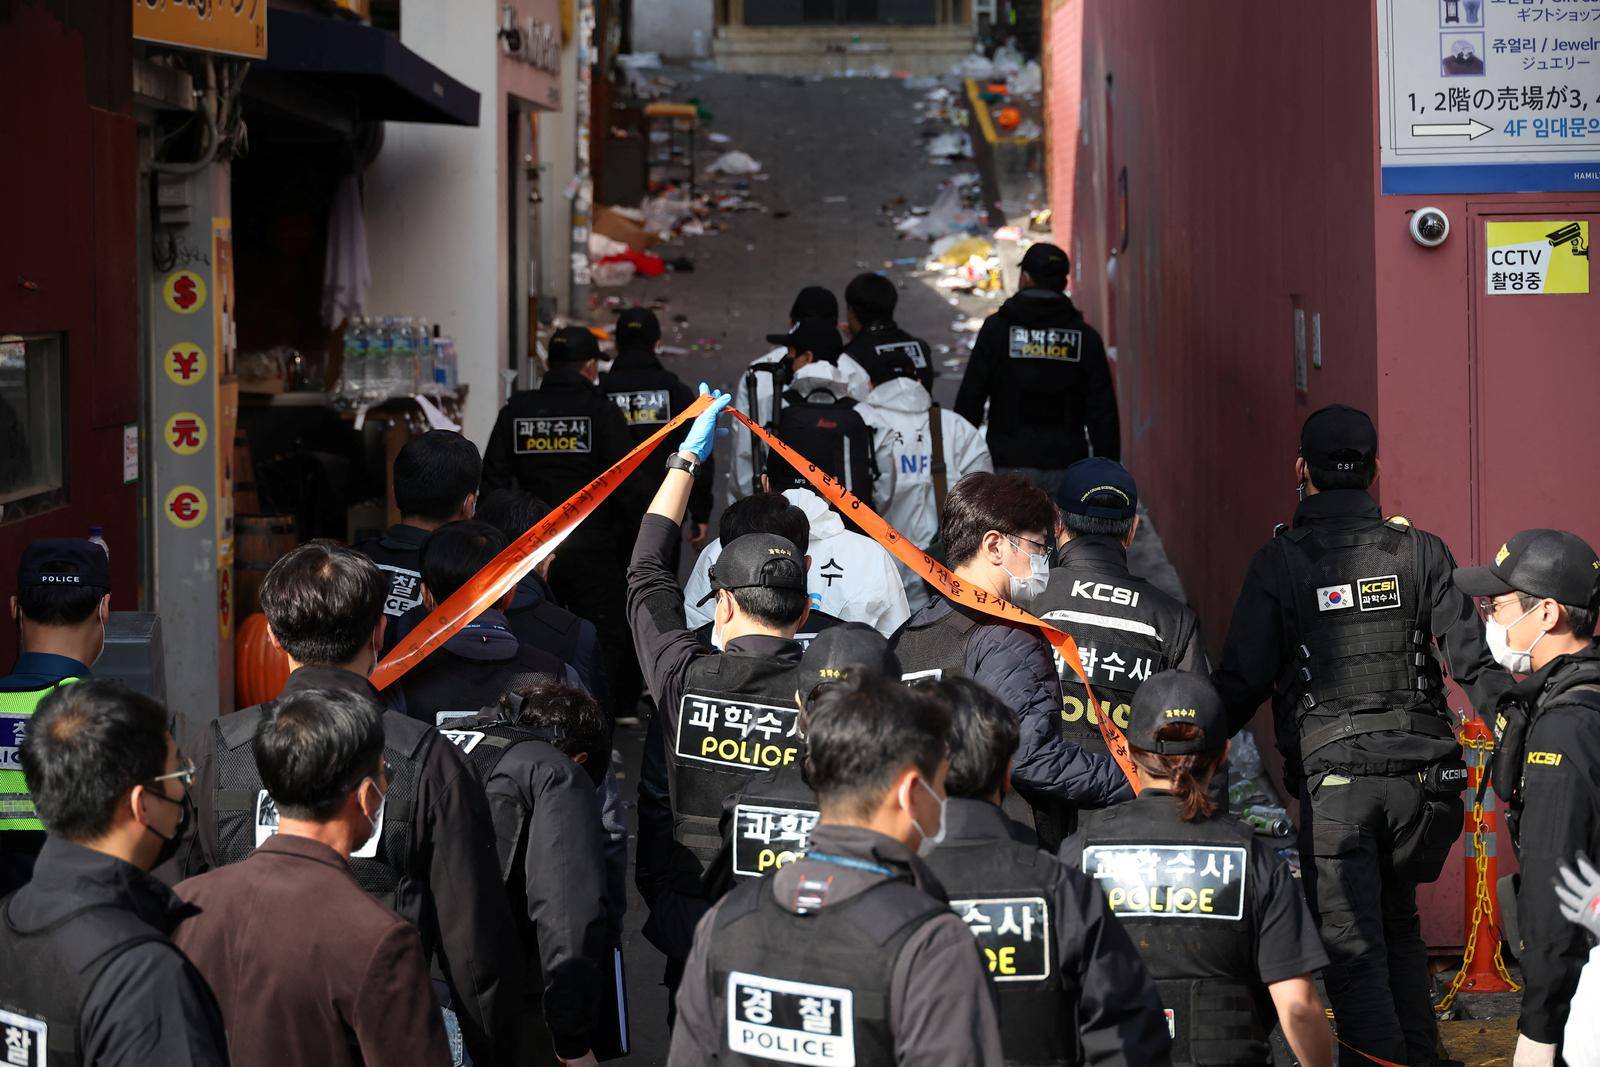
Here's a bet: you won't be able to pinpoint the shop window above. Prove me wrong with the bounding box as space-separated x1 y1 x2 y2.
0 333 66 523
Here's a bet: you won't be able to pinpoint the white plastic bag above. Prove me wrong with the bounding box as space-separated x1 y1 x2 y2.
707 150 762 176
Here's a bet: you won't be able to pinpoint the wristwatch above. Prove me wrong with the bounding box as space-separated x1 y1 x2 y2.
666 452 700 476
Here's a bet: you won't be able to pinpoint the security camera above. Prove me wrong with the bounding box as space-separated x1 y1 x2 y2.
1410 207 1450 248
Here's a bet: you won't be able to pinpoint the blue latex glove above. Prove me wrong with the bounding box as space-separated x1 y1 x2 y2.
678 383 732 462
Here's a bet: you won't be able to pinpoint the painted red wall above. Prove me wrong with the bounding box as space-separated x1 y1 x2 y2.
0 2 139 670
1041 0 1081 251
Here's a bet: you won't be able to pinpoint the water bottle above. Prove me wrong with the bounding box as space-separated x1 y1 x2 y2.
388 317 415 399
437 335 459 392
87 526 109 562
413 319 435 396
366 317 392 401
341 317 368 401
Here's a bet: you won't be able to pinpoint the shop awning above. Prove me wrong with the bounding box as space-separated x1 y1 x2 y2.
258 10 479 127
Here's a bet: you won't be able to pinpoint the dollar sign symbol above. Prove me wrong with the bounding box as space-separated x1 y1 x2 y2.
173 275 197 310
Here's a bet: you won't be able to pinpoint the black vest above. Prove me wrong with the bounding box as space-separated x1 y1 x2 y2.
355 527 428 620
399 638 564 728
601 355 685 446
706 875 947 1066
1078 799 1266 1066
437 718 565 885
212 707 425 918
0 900 167 1066
726 764 819 886
892 603 981 684
672 652 804 863
506 595 584 667
1036 582 1170 758
922 834 1075 1066
1276 521 1451 772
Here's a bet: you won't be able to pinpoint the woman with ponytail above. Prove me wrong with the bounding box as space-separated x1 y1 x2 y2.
1061 671 1335 1067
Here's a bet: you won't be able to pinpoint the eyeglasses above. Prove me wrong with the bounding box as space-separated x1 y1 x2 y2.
149 756 196 789
1007 533 1050 557
1477 595 1527 621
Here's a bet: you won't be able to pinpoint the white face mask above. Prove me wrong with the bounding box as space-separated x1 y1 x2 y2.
1486 602 1545 674
358 778 387 848
1002 536 1050 606
910 776 947 858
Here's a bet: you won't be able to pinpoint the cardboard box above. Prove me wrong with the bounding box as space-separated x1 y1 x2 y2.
593 205 659 253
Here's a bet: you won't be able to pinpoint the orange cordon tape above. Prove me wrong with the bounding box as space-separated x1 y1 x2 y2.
369 392 715 691
730 408 1141 790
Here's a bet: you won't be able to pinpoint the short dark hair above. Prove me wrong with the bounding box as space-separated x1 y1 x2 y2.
16 583 106 627
719 492 810 551
420 521 507 602
394 430 482 523
1063 510 1136 540
21 681 170 841
941 472 1057 567
844 272 897 323
730 586 809 629
1307 462 1376 492
930 676 1019 800
254 687 386 822
1516 591 1599 640
475 487 551 544
260 541 386 667
504 680 610 780
805 674 949 819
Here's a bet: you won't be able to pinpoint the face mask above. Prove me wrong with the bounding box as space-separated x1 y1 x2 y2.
910 776 947 858
362 779 388 842
1002 537 1050 606
1487 602 1546 674
142 790 191 869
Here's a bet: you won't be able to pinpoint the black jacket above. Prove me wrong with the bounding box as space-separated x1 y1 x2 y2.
2 838 229 1067
396 607 571 727
355 523 430 622
462 719 611 1060
844 319 935 391
179 666 526 1066
600 346 713 525
1211 489 1511 776
926 799 1173 1067
1503 645 1600 1044
892 598 1131 811
1038 536 1207 673
481 367 641 550
955 290 1120 469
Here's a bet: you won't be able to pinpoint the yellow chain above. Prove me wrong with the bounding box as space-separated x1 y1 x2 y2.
1435 735 1521 1016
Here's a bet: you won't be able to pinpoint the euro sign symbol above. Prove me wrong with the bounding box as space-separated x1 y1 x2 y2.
172 275 198 310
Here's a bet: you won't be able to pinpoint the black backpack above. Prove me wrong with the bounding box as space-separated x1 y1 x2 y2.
764 386 877 508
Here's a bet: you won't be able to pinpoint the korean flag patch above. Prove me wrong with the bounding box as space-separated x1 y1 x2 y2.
1317 584 1354 612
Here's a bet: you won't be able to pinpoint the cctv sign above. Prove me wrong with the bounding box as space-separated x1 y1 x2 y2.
1376 0 1600 194
1486 220 1591 295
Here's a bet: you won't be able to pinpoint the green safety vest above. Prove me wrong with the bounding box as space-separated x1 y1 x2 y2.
0 678 79 831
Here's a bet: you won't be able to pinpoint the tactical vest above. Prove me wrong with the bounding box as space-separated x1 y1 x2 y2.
1038 590 1169 757
672 653 804 863
356 532 426 619
212 708 424 917
893 605 981 684
438 719 563 885
507 597 584 666
400 635 563 728
602 360 681 444
923 835 1074 1065
1078 800 1267 1066
0 679 80 832
1276 522 1450 770
706 874 947 1066
726 765 819 885
0 898 168 1065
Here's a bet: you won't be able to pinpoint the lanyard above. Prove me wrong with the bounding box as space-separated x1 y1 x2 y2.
802 851 895 878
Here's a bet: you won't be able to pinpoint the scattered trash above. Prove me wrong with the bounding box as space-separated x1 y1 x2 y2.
992 225 1023 242
665 256 696 273
952 51 995 80
707 150 762 175
1008 60 1042 97
991 42 1024 77
925 130 972 163
942 358 964 369
895 179 980 240
822 195 850 204
591 259 637 288
931 234 992 264
707 131 732 144
599 248 667 278
1012 119 1042 140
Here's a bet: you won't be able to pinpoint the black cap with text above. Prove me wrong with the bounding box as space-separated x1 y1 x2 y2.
1453 528 1600 608
615 308 661 348
798 623 901 694
18 539 111 591
1126 670 1228 755
697 533 807 606
548 326 602 364
1300 403 1378 471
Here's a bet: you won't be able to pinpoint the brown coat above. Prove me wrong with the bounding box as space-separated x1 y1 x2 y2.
172 834 450 1067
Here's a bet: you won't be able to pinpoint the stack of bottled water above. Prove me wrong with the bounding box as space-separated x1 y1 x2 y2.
341 315 461 404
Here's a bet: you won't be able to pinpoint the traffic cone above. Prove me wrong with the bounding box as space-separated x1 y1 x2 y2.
1460 717 1515 993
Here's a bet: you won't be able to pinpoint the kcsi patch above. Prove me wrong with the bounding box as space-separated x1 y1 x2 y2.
1357 574 1402 612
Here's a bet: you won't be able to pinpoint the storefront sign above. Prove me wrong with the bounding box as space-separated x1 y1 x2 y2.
1377 0 1600 193
1486 220 1590 295
500 2 561 73
133 0 267 60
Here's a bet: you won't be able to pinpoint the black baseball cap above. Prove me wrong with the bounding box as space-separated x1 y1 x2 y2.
547 326 602 364
788 285 838 323
1453 529 1600 608
1300 404 1378 471
1126 670 1228 755
1057 457 1138 520
867 349 919 387
1020 242 1071 286
798 623 902 695
615 308 661 347
765 318 843 364
18 539 111 591
696 533 807 606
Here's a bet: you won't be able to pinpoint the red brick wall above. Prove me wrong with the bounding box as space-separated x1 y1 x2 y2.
1041 0 1081 252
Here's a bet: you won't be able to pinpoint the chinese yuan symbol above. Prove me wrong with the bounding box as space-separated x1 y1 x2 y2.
164 411 207 456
